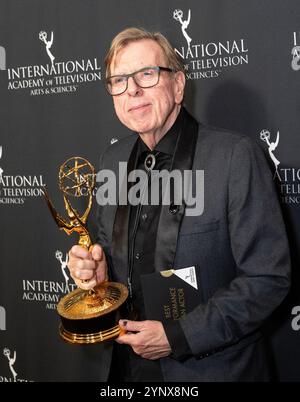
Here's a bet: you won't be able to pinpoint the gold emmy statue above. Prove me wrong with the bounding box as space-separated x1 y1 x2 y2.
42 156 128 344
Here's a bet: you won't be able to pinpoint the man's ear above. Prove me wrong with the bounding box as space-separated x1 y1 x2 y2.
174 71 186 104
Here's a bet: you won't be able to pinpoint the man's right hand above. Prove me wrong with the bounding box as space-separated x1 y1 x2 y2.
67 244 108 290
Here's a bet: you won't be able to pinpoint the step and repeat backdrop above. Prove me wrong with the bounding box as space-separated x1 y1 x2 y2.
0 0 300 382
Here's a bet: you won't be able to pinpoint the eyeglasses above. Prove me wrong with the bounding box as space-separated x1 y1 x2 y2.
105 66 174 96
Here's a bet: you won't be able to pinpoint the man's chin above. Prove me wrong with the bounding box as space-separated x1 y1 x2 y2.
128 122 153 135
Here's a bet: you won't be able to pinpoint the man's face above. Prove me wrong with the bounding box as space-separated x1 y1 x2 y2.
110 39 185 138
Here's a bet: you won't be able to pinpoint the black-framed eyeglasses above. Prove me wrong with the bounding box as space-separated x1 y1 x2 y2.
105 66 174 96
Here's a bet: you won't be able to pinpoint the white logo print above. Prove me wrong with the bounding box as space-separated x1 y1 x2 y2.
8 32 101 96
0 46 6 70
39 31 55 66
291 46 300 71
3 348 17 382
172 10 248 80
55 250 70 286
0 306 6 330
0 146 3 179
260 129 281 180
160 266 198 289
173 9 192 49
291 31 300 71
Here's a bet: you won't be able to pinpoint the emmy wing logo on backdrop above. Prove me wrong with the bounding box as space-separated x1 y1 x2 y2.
55 250 71 287
39 31 55 67
259 128 300 205
0 46 5 70
0 348 32 382
173 9 192 50
3 348 17 382
21 248 76 311
291 31 300 71
6 30 101 96
172 8 249 79
260 129 281 180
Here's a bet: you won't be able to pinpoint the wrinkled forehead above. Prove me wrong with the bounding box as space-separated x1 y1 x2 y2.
109 39 167 76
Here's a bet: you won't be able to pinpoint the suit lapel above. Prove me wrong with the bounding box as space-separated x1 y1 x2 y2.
111 138 139 283
154 110 199 271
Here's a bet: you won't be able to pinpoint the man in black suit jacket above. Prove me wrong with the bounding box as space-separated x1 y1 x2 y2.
67 27 290 381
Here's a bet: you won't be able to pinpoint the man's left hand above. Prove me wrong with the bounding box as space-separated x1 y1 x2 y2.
116 319 172 360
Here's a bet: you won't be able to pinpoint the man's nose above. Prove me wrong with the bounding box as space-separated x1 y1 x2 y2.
127 76 142 96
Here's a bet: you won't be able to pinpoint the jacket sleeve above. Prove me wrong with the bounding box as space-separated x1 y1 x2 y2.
178 136 291 359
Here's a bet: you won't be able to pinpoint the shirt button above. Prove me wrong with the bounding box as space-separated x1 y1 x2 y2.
135 252 141 260
141 213 148 221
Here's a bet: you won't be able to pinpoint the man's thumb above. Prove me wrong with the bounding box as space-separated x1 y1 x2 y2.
91 244 103 261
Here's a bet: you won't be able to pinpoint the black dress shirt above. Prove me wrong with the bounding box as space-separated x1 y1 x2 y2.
109 108 192 382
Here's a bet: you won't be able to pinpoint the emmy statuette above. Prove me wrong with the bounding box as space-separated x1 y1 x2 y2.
42 156 128 344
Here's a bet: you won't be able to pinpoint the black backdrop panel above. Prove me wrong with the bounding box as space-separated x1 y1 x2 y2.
0 0 299 381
